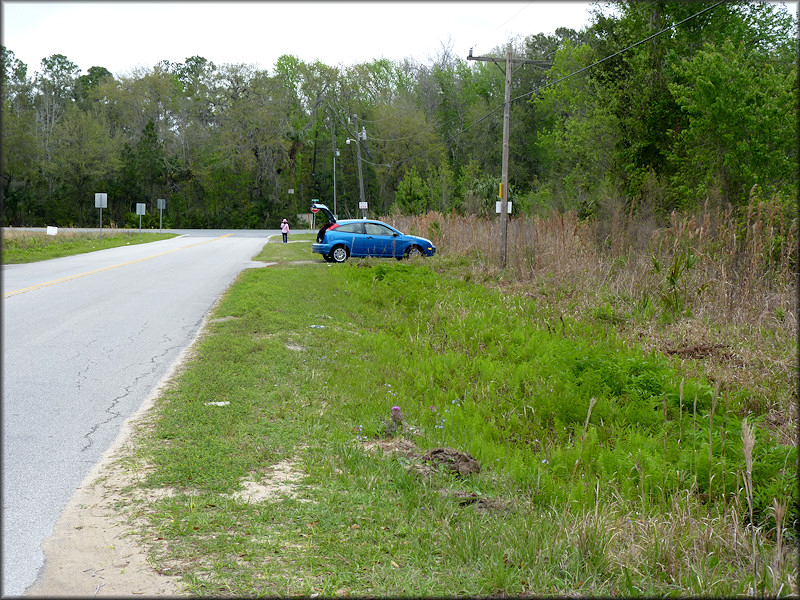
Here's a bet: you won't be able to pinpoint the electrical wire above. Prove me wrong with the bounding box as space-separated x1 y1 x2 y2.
470 1 536 59
368 133 430 143
510 0 728 104
496 2 535 34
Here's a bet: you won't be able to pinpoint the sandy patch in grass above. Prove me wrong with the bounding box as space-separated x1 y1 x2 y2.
228 459 310 503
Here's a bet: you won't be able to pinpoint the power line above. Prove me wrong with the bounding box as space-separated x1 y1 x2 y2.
496 2 535 33
510 0 728 104
470 1 535 57
368 131 433 143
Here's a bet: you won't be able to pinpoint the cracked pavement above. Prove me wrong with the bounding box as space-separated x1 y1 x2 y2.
1 230 277 597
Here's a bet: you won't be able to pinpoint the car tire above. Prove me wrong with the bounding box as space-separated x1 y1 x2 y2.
331 245 349 263
323 253 335 262
405 246 423 259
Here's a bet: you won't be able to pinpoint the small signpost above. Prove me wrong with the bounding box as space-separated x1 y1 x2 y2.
136 202 146 233
311 201 320 229
157 198 166 231
359 201 368 219
95 193 107 233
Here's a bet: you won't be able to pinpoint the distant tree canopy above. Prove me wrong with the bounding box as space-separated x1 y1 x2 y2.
1 1 796 228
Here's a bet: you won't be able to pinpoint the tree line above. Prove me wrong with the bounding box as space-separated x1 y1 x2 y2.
1 1 796 229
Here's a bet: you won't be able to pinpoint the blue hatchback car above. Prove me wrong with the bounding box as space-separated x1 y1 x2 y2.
311 203 436 263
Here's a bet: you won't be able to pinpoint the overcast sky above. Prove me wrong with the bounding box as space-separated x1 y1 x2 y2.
2 1 599 76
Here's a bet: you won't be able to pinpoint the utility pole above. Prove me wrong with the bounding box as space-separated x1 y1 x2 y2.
500 48 513 268
348 114 367 219
468 46 550 268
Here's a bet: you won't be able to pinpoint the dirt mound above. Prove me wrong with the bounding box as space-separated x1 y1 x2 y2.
421 447 481 476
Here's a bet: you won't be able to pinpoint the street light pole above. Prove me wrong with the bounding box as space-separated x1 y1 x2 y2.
331 123 339 218
333 148 339 218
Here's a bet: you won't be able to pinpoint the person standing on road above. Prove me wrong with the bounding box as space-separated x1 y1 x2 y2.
281 219 290 244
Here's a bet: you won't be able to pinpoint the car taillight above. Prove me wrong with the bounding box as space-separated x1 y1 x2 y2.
327 223 340 231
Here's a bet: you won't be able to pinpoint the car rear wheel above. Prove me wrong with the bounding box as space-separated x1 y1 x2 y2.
331 245 349 263
405 246 423 259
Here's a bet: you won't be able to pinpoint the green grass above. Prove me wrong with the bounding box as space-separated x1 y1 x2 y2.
120 256 797 597
253 233 317 263
1 229 177 263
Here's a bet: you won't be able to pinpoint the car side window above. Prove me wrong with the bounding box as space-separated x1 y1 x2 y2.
365 223 395 236
337 223 364 234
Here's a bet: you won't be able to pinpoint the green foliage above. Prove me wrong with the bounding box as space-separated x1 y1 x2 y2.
394 166 430 215
317 261 794 516
667 39 798 206
462 174 501 217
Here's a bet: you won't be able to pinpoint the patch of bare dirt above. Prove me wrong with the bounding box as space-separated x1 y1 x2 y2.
664 341 730 360
227 459 310 503
208 315 239 324
363 437 419 459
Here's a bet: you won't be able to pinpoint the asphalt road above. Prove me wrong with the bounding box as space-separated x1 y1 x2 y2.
1 229 288 597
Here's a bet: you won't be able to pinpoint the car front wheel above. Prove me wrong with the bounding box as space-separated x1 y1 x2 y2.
405 246 423 259
331 245 349 263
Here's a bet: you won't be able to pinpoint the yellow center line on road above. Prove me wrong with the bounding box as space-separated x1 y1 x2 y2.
4 233 234 298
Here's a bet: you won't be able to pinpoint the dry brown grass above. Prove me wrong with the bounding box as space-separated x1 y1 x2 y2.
2 227 106 243
386 197 797 442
